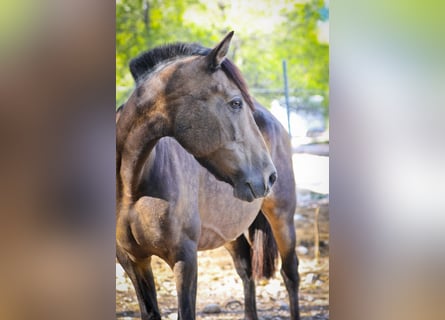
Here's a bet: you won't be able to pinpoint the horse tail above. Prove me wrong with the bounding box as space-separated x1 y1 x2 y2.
249 210 278 280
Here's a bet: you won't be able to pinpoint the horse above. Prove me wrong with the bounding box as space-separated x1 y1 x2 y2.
116 32 300 320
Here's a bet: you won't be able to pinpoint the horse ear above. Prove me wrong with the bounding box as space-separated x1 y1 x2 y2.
207 31 234 71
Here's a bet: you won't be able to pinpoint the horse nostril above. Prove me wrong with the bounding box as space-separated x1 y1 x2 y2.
245 182 257 198
269 172 277 186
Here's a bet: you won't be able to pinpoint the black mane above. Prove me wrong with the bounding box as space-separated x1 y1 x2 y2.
129 43 210 82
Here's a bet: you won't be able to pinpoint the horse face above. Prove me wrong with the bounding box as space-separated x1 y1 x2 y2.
172 32 277 202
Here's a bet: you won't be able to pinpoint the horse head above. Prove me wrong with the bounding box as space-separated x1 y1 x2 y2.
165 32 277 201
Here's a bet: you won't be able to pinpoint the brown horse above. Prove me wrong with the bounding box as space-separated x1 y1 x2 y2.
116 32 300 320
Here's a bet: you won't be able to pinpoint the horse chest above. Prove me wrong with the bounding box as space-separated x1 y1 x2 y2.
197 190 262 250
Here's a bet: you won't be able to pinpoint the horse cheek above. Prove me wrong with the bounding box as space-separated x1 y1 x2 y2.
175 110 221 156
174 109 194 149
201 115 222 152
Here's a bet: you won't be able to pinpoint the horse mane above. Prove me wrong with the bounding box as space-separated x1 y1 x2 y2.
129 43 210 81
129 42 254 110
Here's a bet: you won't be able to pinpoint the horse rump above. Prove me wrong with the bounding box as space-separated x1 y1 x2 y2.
249 210 278 280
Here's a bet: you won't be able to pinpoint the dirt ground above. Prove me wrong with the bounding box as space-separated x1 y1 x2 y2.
116 200 329 320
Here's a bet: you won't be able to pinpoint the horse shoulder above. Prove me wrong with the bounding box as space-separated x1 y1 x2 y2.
128 196 175 256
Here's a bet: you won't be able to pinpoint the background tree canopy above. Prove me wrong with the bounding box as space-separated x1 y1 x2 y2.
116 0 329 118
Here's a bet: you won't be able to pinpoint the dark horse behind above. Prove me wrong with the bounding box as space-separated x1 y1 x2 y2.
116 32 300 320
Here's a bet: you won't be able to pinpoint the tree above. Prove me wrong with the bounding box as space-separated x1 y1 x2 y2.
277 0 329 111
116 0 329 116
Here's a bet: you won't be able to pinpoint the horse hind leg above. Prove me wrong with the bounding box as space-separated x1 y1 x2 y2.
262 203 300 320
279 242 300 320
116 247 161 320
225 235 259 320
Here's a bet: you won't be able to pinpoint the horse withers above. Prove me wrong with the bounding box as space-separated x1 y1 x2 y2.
116 32 299 320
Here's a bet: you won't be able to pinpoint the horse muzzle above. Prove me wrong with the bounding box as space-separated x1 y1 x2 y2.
233 169 277 202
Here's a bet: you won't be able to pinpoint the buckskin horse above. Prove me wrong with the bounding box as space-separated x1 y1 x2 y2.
116 32 300 320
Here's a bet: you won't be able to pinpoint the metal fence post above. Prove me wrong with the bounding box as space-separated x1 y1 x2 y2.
282 59 291 137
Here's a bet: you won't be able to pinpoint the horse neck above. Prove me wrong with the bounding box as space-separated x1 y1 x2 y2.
116 93 171 205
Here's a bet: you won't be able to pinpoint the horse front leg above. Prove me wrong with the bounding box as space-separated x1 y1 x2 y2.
116 247 161 320
171 239 198 320
225 235 259 320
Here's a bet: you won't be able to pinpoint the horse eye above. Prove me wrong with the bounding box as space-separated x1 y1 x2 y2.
230 99 243 110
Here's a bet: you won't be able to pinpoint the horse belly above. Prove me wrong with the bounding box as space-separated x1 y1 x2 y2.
197 182 262 250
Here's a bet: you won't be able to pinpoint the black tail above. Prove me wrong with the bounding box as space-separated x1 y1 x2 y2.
249 211 278 280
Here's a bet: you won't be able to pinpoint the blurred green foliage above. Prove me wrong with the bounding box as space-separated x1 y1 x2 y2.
116 0 329 114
